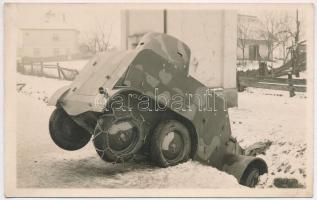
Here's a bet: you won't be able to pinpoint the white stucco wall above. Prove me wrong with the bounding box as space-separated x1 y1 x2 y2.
167 10 237 89
167 10 225 88
19 29 79 58
128 10 164 35
121 10 164 50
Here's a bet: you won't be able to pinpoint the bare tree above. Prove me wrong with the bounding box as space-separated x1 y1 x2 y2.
237 19 251 66
81 17 114 53
259 12 281 61
260 11 298 64
275 14 296 64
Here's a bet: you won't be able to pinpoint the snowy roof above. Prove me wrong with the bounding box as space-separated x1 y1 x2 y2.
20 22 79 32
238 14 258 22
238 14 267 41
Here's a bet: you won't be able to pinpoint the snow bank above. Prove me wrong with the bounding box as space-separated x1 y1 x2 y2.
16 73 70 103
237 60 284 72
113 160 242 188
229 88 308 188
237 61 260 72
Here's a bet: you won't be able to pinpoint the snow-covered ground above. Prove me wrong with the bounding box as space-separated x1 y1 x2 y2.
17 74 69 103
230 87 308 188
237 60 284 72
16 74 309 189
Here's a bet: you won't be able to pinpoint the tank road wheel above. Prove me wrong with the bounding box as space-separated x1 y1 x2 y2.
49 108 91 151
150 120 191 167
240 167 260 188
93 112 145 163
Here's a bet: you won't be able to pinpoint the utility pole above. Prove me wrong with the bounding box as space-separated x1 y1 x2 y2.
295 10 300 45
288 9 300 97
294 9 300 77
163 10 167 34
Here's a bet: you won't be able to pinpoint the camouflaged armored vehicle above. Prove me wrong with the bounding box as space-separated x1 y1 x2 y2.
48 32 267 187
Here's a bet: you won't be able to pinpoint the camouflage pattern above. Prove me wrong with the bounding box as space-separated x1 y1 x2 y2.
48 32 267 184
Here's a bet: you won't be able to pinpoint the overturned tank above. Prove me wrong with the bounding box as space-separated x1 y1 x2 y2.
48 32 267 187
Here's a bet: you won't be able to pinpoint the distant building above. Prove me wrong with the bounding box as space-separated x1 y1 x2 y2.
237 14 271 62
18 24 79 61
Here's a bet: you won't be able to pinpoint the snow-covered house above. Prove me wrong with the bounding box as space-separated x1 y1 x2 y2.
237 14 271 62
18 24 79 61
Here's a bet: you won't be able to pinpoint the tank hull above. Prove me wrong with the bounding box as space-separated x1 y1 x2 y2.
48 32 267 186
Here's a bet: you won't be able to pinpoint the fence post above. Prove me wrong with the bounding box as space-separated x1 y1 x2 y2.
288 71 295 97
40 61 44 76
57 62 61 80
20 59 25 74
30 62 34 75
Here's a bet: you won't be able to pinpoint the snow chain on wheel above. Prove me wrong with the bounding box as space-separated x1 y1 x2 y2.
93 109 145 163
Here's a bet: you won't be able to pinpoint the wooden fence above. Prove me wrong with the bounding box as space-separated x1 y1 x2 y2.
17 61 79 81
238 76 306 92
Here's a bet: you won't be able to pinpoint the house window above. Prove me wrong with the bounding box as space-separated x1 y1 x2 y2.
66 48 70 55
53 48 60 56
52 33 59 42
249 44 260 60
33 48 41 57
18 48 23 56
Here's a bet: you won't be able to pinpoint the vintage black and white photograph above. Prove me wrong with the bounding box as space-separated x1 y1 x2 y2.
4 3 314 197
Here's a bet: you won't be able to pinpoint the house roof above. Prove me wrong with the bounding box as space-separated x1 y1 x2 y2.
20 22 79 33
238 14 258 21
245 39 268 45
